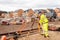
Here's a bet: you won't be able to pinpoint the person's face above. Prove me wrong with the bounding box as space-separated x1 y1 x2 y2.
41 11 45 14
41 11 44 13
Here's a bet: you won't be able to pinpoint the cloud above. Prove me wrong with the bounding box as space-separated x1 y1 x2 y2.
0 0 60 11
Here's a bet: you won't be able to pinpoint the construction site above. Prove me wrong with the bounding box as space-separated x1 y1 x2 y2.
0 8 60 40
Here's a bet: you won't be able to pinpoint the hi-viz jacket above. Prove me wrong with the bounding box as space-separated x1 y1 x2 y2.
39 14 48 25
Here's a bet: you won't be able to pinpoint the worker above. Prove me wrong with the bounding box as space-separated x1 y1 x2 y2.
39 10 49 38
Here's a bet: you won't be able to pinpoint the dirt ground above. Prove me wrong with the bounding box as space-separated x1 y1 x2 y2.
17 30 60 40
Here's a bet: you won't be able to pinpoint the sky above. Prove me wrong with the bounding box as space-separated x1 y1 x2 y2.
0 0 60 11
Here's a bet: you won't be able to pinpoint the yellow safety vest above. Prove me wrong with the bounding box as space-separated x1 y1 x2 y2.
39 14 48 24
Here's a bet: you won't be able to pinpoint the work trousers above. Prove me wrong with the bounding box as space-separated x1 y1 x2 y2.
42 23 49 37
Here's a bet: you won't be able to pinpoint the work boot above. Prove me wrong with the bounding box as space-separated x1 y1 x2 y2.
44 35 49 38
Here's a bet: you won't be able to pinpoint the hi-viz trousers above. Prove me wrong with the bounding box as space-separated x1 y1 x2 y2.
42 23 48 37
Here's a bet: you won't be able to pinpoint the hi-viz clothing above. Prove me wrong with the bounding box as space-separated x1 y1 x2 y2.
39 14 49 37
